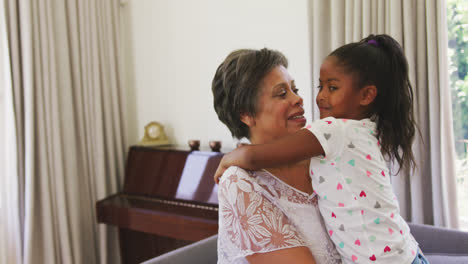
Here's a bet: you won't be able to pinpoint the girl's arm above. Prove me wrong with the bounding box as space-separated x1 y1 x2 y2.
214 129 323 183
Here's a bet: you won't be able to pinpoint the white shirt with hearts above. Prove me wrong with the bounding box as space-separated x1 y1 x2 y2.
306 117 419 264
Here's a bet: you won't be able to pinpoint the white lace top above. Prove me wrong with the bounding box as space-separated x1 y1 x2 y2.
217 166 342 264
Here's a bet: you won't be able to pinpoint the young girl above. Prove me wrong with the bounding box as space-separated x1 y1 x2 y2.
214 34 429 264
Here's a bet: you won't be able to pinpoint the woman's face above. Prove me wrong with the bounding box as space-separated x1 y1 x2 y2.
245 65 306 144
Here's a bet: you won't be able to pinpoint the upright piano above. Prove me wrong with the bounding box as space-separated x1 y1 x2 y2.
96 146 223 264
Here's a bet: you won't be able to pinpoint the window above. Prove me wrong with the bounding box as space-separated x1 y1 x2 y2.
448 0 468 231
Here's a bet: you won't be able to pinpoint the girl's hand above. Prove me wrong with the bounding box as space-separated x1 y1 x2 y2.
214 146 250 184
214 155 230 184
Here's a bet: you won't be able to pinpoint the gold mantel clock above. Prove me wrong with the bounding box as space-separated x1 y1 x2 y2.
138 121 170 146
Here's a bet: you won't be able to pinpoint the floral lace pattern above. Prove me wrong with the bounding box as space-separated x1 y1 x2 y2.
252 170 317 205
218 166 342 264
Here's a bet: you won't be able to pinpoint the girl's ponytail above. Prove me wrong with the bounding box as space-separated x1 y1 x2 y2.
364 35 417 172
330 34 417 172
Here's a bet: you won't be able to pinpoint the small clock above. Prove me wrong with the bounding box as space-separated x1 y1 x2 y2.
139 121 170 146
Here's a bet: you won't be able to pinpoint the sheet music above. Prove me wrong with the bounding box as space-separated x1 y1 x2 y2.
175 151 221 205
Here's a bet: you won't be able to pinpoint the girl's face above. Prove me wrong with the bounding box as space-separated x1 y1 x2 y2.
317 56 367 120
244 65 306 144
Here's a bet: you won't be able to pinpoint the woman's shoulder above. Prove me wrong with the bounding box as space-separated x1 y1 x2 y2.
218 166 264 196
219 166 254 184
223 165 249 176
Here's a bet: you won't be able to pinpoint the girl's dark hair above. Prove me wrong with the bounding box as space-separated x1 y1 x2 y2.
329 34 417 171
212 48 288 139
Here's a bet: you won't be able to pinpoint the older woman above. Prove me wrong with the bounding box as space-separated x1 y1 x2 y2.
212 49 341 264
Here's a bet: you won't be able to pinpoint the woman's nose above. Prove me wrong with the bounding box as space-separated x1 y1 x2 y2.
292 92 303 106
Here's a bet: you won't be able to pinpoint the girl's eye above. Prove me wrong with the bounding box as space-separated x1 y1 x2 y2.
317 85 323 90
293 88 299 94
329 86 338 91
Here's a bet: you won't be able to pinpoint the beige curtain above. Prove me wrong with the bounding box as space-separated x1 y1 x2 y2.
2 0 127 263
0 1 22 263
308 0 459 228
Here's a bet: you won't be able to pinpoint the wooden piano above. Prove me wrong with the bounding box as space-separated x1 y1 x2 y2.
96 145 223 264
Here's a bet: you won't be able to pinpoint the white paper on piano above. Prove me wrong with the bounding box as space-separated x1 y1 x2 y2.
175 151 221 204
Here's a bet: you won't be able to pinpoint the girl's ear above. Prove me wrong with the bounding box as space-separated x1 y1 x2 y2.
360 85 377 106
240 113 255 127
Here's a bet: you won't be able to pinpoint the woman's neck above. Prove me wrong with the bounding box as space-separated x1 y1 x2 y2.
248 133 313 194
249 133 282 145
265 160 313 194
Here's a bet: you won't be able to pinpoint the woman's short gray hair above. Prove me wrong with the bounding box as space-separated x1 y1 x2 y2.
212 48 288 139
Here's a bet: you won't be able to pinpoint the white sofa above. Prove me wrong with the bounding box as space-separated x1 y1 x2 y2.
141 223 468 264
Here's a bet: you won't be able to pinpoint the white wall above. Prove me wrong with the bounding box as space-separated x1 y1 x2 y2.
121 0 312 151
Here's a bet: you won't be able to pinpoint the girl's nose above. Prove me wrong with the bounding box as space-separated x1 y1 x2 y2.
317 89 326 101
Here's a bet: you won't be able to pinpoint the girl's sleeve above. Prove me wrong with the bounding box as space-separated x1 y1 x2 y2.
217 167 308 262
306 117 345 161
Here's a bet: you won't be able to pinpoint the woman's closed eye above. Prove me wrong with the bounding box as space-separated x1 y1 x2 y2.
278 89 287 98
277 87 299 98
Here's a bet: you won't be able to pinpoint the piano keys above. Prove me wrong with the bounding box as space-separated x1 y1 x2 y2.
96 146 223 264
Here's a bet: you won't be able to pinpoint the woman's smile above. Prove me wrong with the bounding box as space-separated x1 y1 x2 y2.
247 65 306 143
287 110 306 125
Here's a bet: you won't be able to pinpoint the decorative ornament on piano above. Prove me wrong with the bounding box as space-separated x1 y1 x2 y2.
209 140 221 152
188 139 200 151
139 121 170 146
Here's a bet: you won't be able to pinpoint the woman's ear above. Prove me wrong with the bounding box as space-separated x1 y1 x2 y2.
360 85 377 106
240 113 255 127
